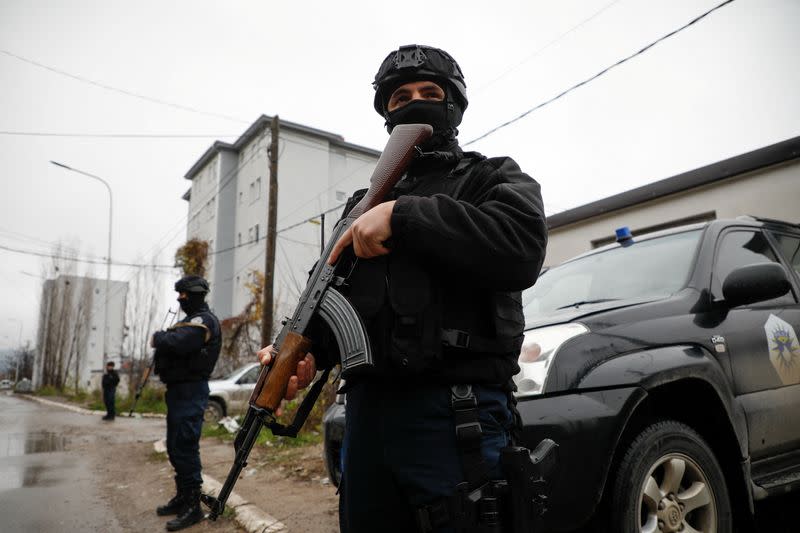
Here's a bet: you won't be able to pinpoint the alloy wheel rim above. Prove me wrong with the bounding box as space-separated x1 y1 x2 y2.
636 452 717 533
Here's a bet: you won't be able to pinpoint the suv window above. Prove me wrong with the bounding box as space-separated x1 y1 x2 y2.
713 230 795 304
523 229 702 321
238 366 260 384
770 232 800 278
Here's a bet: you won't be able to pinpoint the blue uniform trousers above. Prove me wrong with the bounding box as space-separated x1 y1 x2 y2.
103 387 116 418
339 381 513 533
165 381 208 489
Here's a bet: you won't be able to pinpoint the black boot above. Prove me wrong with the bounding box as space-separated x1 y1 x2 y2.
156 493 185 516
156 482 185 516
165 488 204 531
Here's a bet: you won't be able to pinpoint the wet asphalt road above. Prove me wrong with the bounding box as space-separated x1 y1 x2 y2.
0 391 163 532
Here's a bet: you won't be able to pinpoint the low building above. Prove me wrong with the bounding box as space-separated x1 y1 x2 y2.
33 275 128 392
545 136 800 266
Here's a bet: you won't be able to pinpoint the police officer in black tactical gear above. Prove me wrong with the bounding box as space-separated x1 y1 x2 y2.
260 44 547 533
101 361 120 421
152 275 221 531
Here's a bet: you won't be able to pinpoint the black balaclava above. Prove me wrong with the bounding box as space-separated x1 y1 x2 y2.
179 293 206 316
386 91 464 151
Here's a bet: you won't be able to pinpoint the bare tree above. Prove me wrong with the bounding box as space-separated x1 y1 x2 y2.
36 241 97 390
123 261 167 394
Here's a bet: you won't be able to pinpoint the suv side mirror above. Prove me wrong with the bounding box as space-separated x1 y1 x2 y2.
722 262 791 307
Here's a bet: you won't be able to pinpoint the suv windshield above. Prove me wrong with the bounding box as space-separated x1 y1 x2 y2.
523 229 702 322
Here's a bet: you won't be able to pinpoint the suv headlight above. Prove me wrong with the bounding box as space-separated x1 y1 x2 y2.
513 323 589 397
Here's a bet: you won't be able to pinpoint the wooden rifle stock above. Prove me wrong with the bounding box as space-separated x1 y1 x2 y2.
203 123 432 520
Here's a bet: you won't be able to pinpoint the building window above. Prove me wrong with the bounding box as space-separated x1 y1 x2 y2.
238 232 242 245
249 227 254 243
336 190 347 202
255 177 262 200
239 191 243 205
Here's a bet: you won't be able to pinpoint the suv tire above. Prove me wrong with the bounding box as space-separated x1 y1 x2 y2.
204 399 224 425
611 420 732 533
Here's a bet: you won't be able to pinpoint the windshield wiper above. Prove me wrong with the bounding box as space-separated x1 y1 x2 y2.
556 298 620 310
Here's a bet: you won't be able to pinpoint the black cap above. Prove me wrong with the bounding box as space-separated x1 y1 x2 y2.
373 45 467 117
175 275 210 294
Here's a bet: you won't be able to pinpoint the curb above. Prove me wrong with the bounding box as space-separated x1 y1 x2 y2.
201 473 287 533
20 393 284 533
19 393 167 418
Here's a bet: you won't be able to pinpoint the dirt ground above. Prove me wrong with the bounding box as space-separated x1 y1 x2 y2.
46 395 341 533
93 431 340 533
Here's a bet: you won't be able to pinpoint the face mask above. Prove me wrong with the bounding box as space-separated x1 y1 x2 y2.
388 100 451 131
387 99 464 150
178 293 205 315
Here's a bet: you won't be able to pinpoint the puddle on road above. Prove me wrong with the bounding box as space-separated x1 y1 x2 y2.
0 431 66 457
0 432 66 491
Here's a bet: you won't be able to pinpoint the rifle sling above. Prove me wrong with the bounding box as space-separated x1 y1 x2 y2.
269 367 332 437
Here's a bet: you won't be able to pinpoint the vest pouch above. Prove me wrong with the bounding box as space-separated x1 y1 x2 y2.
492 291 526 354
342 256 388 321
387 253 442 373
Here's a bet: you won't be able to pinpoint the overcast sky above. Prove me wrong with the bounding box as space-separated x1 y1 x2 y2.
1 0 798 349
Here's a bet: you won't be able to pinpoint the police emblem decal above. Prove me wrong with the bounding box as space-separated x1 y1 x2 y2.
190 316 203 324
763 314 800 385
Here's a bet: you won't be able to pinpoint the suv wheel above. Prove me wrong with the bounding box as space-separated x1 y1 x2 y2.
612 420 731 533
204 399 224 425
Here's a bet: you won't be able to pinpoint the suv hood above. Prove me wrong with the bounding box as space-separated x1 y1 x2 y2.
525 297 659 330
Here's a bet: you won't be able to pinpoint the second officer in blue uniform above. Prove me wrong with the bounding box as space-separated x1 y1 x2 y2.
152 275 221 531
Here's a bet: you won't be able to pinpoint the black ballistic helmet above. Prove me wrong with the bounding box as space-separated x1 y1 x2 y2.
175 275 209 294
373 44 468 118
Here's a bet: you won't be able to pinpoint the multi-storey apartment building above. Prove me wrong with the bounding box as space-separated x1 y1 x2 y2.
183 116 380 327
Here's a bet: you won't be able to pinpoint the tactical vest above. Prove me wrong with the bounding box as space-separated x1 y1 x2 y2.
155 310 222 384
341 153 525 384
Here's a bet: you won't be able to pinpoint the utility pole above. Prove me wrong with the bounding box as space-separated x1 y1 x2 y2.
261 116 279 347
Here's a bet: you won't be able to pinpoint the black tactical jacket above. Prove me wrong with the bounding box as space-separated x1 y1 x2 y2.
153 303 222 384
327 146 547 386
102 369 120 390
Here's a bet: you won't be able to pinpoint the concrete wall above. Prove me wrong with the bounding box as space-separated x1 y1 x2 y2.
546 159 800 267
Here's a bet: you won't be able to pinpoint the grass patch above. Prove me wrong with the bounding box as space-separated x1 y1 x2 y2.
118 386 167 415
35 385 60 397
149 450 168 462
201 416 324 449
35 384 167 415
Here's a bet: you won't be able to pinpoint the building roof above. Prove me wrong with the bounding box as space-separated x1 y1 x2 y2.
547 135 800 230
183 115 381 180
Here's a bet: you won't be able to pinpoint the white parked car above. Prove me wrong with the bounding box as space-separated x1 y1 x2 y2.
206 363 261 424
0 379 12 390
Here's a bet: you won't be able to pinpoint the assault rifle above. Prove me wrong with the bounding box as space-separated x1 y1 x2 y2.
202 123 433 520
128 308 178 417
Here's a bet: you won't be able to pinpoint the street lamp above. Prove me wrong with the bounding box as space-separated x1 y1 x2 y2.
49 160 113 366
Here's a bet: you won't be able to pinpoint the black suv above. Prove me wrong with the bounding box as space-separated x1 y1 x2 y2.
323 216 800 532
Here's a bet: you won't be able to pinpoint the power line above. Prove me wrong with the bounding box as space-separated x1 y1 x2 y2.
0 242 176 269
278 203 346 234
464 0 736 146
0 49 249 124
474 0 624 94
0 131 240 139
